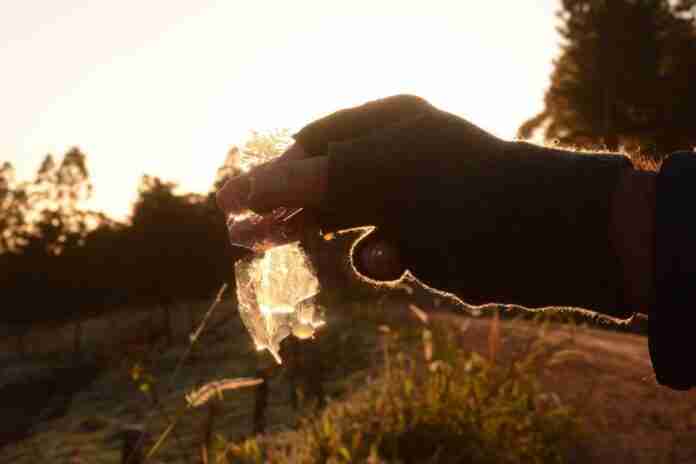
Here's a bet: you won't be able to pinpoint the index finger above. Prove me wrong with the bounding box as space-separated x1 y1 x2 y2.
277 142 310 162
216 156 328 216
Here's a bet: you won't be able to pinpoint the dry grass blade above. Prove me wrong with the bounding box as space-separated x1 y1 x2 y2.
422 329 433 362
547 349 594 367
408 304 429 324
168 284 228 392
186 377 264 408
146 420 178 461
487 308 501 364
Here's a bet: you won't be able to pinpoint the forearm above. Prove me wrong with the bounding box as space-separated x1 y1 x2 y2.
609 168 656 316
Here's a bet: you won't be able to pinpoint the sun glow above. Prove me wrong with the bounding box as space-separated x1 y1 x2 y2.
1 1 559 220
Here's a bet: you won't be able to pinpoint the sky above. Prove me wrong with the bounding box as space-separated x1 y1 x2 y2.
1 1 560 220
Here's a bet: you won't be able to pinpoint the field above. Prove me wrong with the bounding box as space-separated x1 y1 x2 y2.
1 289 696 463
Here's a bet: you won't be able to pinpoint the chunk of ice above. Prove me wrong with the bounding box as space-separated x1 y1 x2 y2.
235 243 324 363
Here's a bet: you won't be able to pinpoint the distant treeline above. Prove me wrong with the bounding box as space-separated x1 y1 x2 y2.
0 168 233 326
0 132 296 327
0 130 363 328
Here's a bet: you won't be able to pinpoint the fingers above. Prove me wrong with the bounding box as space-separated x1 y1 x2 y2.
215 143 314 215
215 172 251 214
277 142 310 162
216 156 328 217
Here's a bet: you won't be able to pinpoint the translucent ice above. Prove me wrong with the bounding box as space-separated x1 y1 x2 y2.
234 242 324 363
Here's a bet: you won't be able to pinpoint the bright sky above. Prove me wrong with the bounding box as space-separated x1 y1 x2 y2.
1 1 559 220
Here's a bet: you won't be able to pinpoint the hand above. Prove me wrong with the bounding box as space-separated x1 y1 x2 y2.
216 141 405 280
215 144 326 213
217 94 631 315
216 94 504 288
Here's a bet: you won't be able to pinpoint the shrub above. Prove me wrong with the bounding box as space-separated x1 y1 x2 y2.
221 318 581 463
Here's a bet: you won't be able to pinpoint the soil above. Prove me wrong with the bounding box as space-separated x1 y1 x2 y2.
433 312 696 464
0 363 102 450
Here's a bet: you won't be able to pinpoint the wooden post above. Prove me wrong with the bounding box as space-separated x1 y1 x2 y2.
120 424 146 464
303 341 325 409
253 368 269 435
200 401 219 464
286 337 300 410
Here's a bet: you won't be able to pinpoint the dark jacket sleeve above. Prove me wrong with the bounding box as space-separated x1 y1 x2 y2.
293 95 633 319
651 151 696 390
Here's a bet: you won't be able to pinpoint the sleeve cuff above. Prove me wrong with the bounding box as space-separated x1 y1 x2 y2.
651 150 696 390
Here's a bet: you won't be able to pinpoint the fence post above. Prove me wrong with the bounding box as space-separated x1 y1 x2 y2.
304 342 325 409
253 367 270 435
201 401 219 464
284 337 301 410
120 424 147 464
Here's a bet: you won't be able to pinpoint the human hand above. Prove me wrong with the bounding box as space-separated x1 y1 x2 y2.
216 94 503 286
218 94 642 320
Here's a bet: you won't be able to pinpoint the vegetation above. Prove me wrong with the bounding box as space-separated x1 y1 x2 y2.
518 0 696 158
224 315 581 464
1 291 591 463
5 287 696 462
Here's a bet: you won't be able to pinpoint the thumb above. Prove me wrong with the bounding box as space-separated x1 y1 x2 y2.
352 231 406 282
216 156 328 216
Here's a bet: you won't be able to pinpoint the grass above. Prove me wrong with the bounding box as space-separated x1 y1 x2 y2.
3 287 696 463
0 291 382 463
220 311 582 464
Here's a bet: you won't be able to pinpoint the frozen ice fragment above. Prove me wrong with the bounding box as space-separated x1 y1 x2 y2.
292 322 315 340
235 242 323 363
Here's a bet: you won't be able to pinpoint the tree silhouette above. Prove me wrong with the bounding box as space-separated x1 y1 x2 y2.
519 0 696 158
0 148 98 324
129 175 233 306
0 162 28 253
23 148 93 255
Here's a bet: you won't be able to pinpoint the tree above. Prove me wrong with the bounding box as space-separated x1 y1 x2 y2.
0 162 29 253
519 0 696 158
0 149 101 324
24 147 93 255
129 175 234 305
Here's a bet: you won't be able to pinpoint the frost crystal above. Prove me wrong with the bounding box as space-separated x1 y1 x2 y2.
235 242 324 363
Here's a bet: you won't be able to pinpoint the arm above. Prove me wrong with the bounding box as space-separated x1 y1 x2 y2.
218 95 693 390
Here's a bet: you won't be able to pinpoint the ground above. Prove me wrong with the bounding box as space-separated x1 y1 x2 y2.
1 295 695 463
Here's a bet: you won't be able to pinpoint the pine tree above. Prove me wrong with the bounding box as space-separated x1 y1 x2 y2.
519 0 696 158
